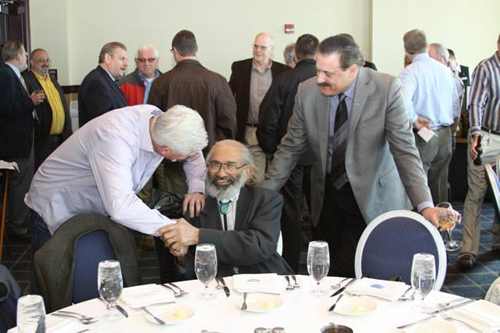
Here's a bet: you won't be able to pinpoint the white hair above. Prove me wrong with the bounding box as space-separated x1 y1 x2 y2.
136 44 159 58
151 105 208 155
429 43 449 63
206 140 256 185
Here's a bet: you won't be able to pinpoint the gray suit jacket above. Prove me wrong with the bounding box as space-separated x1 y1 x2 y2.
180 186 293 278
263 68 431 226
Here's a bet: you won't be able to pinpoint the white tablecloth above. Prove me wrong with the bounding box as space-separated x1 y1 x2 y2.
13 275 497 333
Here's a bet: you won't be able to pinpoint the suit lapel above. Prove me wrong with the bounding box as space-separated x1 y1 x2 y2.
98 66 127 107
348 69 371 141
199 197 223 230
316 90 330 173
235 187 252 231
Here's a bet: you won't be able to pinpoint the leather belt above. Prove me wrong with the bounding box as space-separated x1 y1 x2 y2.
481 126 500 136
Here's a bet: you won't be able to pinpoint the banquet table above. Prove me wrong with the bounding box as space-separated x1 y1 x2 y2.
12 275 500 333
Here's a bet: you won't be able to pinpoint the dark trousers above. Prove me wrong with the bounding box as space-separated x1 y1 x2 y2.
315 177 366 278
28 209 51 294
35 134 63 171
280 164 311 273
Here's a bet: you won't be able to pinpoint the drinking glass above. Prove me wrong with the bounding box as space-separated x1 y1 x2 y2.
17 294 46 333
411 253 436 311
436 202 462 251
98 260 123 321
195 243 217 300
307 241 330 296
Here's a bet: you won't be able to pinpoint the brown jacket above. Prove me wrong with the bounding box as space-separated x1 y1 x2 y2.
148 60 237 153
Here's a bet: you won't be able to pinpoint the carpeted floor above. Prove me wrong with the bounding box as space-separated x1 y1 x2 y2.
3 202 499 299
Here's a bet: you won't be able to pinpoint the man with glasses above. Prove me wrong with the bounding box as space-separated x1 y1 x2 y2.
229 33 289 185
159 139 292 277
23 48 73 170
0 41 44 241
119 45 161 105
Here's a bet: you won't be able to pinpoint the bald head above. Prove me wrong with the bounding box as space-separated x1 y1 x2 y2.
253 32 274 65
30 48 51 77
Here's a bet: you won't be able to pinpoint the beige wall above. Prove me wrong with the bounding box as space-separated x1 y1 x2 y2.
29 0 370 86
372 0 500 76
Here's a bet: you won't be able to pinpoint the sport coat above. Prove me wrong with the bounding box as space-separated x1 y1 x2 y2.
0 64 35 159
229 58 289 141
263 68 432 226
179 186 293 278
78 66 127 127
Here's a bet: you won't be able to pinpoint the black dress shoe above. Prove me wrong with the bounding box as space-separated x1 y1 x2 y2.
458 254 476 270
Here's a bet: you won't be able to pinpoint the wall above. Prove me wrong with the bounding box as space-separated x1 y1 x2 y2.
29 0 370 86
372 0 500 76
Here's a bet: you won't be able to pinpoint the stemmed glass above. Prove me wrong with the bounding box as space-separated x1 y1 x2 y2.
195 243 218 300
17 294 46 333
411 253 436 311
307 241 330 296
98 260 123 321
436 202 462 251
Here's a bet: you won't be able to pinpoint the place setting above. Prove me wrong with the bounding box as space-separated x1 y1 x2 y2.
231 273 286 313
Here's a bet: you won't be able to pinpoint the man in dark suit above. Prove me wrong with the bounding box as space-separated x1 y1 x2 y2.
263 35 447 277
257 33 319 272
229 33 289 184
0 41 44 239
159 140 292 277
78 42 128 127
448 49 470 111
23 48 73 170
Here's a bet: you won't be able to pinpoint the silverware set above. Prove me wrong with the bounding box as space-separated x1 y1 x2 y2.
215 277 231 297
52 310 98 325
284 275 300 290
162 282 189 297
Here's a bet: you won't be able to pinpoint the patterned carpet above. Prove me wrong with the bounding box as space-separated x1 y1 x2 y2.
3 202 499 299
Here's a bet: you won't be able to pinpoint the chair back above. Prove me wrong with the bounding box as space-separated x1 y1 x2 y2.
354 210 447 290
72 229 117 303
485 163 500 217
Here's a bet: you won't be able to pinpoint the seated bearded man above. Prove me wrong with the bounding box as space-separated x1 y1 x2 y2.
159 139 293 277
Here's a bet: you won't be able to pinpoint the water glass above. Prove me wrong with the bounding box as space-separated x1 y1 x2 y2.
307 241 330 296
195 244 217 300
98 260 123 321
17 294 46 333
411 253 436 311
436 202 462 251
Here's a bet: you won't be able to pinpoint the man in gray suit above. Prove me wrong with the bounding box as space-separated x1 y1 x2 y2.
263 35 443 277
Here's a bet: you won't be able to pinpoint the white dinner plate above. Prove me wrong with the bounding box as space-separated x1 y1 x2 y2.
414 318 456 333
144 303 195 325
332 296 377 316
238 294 285 312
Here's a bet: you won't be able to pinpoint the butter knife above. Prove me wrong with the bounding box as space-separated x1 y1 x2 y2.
397 315 435 329
328 293 344 312
426 298 475 315
217 277 231 297
99 297 129 318
330 278 356 297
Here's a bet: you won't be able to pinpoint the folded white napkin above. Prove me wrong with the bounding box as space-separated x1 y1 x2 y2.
449 300 500 331
121 284 175 308
232 273 279 293
8 317 87 333
347 278 408 301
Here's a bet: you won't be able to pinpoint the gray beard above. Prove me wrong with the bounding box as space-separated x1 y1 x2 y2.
205 171 248 201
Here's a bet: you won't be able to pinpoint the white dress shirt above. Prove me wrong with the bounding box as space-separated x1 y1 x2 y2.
25 105 206 235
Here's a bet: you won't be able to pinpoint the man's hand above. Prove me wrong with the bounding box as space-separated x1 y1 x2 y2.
469 134 480 160
421 206 460 229
183 192 205 218
157 218 200 251
414 116 431 131
169 245 188 258
29 91 45 106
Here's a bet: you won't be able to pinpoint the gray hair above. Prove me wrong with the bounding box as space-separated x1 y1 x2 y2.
283 43 295 65
318 34 364 70
429 43 449 63
136 44 159 58
98 41 127 63
2 40 24 62
151 105 208 156
403 29 427 55
206 140 256 185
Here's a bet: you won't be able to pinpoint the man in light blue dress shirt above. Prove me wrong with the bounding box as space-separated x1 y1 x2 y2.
399 29 459 204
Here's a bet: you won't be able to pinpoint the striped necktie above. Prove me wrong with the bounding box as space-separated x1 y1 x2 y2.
330 93 349 190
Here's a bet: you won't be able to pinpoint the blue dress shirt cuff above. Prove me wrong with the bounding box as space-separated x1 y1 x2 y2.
417 201 434 213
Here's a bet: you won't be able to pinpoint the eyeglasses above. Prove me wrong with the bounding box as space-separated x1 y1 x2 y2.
252 44 269 51
207 161 247 174
36 58 51 64
136 57 157 63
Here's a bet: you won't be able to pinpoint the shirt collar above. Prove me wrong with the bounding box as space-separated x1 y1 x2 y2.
342 77 357 100
100 65 116 81
252 59 272 73
412 52 430 63
33 71 49 81
5 62 21 78
137 68 160 82
140 106 163 153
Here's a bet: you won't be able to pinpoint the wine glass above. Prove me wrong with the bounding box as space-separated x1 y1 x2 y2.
436 202 462 251
411 253 436 311
307 241 330 296
195 243 217 300
17 294 46 333
98 260 123 321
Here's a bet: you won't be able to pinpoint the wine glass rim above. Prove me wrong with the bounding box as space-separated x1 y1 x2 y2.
196 243 216 250
99 260 120 267
309 240 328 247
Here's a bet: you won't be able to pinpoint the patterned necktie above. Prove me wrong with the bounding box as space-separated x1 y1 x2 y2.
330 93 349 190
19 75 28 93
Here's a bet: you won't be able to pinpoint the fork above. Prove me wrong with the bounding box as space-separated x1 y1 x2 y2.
52 313 98 325
441 313 482 332
168 282 189 296
284 276 294 290
56 310 95 321
291 275 300 289
437 297 466 308
215 278 223 290
141 306 165 325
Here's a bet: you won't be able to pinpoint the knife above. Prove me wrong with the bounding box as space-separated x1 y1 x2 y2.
330 278 356 297
425 298 475 315
99 297 129 318
218 277 231 297
397 315 435 329
328 293 344 312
